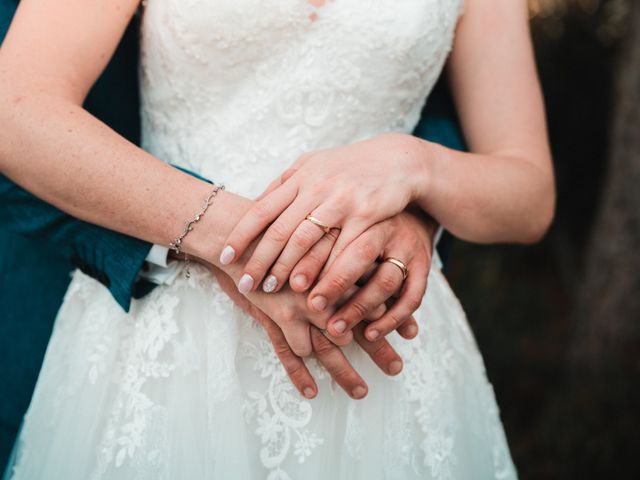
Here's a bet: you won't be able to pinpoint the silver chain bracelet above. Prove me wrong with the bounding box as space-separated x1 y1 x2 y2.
169 183 225 278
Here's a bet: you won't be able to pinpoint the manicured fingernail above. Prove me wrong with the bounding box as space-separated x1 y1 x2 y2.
292 274 308 289
352 386 366 399
303 387 315 399
406 325 419 337
238 274 254 294
368 330 380 340
311 295 327 312
262 275 278 293
332 320 347 334
219 245 235 265
389 360 403 376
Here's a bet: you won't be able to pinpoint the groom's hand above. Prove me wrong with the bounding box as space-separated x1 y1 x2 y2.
299 210 438 341
212 267 403 400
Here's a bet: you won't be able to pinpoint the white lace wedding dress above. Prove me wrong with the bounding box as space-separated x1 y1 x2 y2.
7 1 517 479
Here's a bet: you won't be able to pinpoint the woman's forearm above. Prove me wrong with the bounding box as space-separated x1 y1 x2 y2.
410 138 555 245
0 91 252 267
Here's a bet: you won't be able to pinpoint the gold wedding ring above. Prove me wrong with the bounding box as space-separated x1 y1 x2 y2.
305 215 332 235
384 257 408 280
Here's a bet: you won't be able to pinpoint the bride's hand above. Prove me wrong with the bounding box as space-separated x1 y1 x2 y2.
226 206 436 343
212 268 405 400
219 133 426 293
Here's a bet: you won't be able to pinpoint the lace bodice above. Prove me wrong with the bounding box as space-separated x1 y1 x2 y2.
139 0 463 196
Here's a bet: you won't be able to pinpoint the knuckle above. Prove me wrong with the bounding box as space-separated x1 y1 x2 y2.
346 301 370 320
304 249 326 268
324 226 340 241
356 204 375 220
332 365 355 382
247 256 270 276
332 198 350 217
292 226 317 250
310 330 335 355
371 340 393 360
378 272 400 295
387 312 404 328
286 361 306 380
267 221 291 244
278 310 295 326
273 339 293 359
331 333 353 347
407 294 422 312
270 260 289 276
327 275 350 295
332 189 351 206
355 240 378 262
252 201 272 222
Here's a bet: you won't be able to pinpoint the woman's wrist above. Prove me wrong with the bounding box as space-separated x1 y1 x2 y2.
179 189 253 275
409 138 448 214
390 133 437 205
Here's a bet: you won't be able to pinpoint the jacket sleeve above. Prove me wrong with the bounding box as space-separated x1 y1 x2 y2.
412 75 466 152
0 165 212 312
0 175 152 312
0 4 201 311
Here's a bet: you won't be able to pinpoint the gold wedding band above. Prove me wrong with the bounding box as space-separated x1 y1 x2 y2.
305 215 332 235
384 257 408 280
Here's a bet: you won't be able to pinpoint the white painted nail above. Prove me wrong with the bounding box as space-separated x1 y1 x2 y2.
219 245 236 265
238 274 254 294
262 275 278 293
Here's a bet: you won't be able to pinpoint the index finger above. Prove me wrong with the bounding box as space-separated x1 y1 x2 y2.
310 327 368 400
307 228 384 312
220 182 298 266
352 323 404 376
261 314 318 399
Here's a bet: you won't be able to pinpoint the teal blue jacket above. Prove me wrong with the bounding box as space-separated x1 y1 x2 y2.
0 0 464 468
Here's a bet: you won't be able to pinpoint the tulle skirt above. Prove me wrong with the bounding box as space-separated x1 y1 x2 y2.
6 262 516 480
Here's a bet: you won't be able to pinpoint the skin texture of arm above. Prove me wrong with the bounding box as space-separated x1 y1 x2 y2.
0 0 312 354
415 0 555 244
0 0 243 264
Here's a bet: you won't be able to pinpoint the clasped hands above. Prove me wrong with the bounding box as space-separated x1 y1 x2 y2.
214 134 437 400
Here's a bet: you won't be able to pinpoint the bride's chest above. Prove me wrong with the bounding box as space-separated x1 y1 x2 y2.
141 0 461 74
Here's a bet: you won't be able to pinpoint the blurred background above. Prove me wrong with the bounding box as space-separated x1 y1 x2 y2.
447 0 639 477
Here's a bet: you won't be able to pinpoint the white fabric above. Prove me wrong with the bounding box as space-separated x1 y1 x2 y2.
141 244 182 286
433 226 445 270
145 244 170 268
8 1 517 479
141 244 186 286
